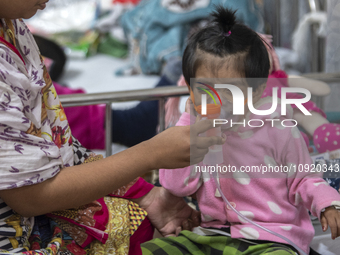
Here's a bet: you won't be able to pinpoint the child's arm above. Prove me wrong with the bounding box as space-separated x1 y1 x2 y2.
283 126 340 237
159 112 203 197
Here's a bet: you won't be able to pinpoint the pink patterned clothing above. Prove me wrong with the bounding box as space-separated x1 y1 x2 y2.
160 97 340 255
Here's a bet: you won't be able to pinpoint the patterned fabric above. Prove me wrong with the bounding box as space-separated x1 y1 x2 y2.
90 197 130 255
110 179 138 197
0 212 34 252
0 222 62 255
48 198 109 248
0 18 74 190
72 138 94 166
0 18 153 254
141 230 297 255
128 202 147 236
0 18 73 253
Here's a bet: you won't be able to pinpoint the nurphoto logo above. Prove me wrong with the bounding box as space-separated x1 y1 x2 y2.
198 84 311 128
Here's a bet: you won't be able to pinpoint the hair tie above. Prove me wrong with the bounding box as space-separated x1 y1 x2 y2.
224 30 231 37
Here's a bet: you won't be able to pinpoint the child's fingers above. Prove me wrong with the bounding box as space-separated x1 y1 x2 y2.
181 219 190 231
175 226 182 236
191 210 201 227
328 217 338 239
165 234 176 237
321 215 328 232
337 216 340 239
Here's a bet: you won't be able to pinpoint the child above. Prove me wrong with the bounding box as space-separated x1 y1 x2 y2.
142 7 340 255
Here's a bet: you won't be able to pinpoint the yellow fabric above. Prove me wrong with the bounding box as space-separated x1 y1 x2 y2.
5 215 23 238
3 19 16 47
90 197 130 255
8 238 18 249
84 154 104 164
128 201 147 236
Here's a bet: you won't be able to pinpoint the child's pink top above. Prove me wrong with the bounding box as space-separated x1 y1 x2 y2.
160 97 340 254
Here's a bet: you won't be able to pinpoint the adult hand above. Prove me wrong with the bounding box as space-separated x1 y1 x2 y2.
185 97 196 115
321 206 340 239
134 186 200 237
146 119 225 169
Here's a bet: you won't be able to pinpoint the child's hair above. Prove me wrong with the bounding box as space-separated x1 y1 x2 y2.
182 6 270 91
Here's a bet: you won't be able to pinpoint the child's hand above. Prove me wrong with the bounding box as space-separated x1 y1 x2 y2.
321 206 340 239
135 187 201 237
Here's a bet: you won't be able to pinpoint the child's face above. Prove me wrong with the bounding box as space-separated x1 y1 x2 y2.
192 63 266 119
0 0 48 19
193 64 247 105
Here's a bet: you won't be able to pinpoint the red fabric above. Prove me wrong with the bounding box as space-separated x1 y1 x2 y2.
54 82 106 149
123 177 154 199
47 198 109 248
112 0 141 5
111 177 155 254
111 177 154 199
129 217 154 255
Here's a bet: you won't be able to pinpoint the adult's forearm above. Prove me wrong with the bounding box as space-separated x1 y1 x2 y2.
0 120 224 217
0 140 154 217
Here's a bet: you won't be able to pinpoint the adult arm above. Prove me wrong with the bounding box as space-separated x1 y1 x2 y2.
0 120 224 218
160 112 204 197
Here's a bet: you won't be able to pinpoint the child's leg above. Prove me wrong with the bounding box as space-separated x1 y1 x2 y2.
141 230 297 255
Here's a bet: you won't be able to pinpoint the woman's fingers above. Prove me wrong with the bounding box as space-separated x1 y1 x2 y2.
191 119 214 135
185 97 196 115
195 136 226 148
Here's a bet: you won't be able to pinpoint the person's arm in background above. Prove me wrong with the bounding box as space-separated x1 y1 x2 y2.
288 75 331 96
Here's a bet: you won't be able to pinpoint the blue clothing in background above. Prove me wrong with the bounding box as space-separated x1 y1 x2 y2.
119 0 263 75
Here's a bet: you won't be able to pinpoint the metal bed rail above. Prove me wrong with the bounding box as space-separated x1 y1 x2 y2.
59 72 340 156
59 86 189 156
